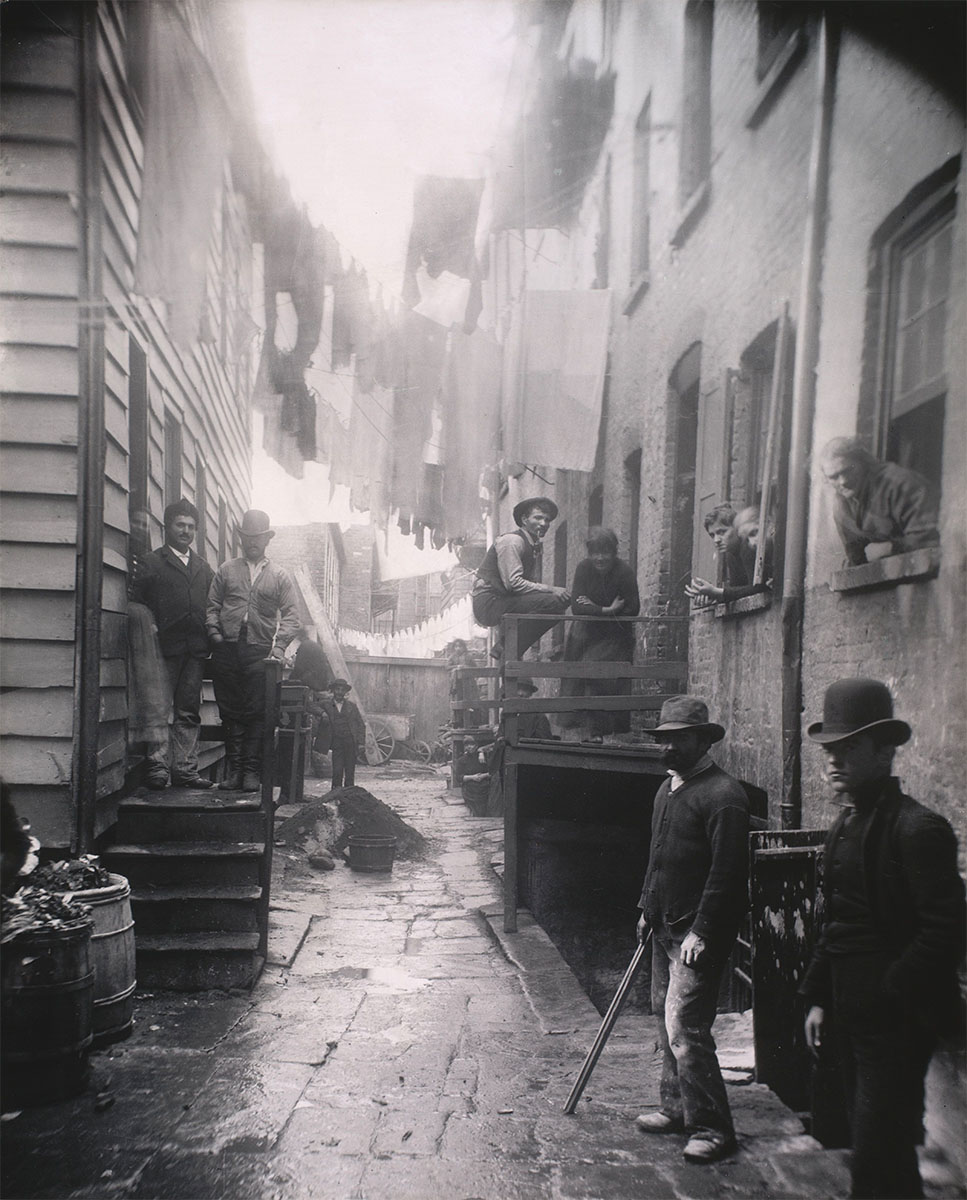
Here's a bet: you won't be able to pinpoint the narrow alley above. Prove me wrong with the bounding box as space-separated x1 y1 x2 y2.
3 765 866 1200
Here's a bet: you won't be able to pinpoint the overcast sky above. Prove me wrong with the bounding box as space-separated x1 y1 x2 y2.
242 0 515 563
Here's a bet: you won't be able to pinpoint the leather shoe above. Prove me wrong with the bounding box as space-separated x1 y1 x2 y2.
145 772 168 791
635 1111 684 1134
240 771 261 793
682 1130 737 1163
172 773 215 789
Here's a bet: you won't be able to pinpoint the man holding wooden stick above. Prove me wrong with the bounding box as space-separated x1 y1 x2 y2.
635 696 750 1164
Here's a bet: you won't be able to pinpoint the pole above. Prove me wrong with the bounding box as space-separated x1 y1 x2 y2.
563 932 652 1115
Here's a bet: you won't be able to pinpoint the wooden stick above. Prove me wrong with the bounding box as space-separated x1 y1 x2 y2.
563 932 652 1114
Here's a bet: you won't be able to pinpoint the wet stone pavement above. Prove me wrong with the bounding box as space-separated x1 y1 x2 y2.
2 764 950 1200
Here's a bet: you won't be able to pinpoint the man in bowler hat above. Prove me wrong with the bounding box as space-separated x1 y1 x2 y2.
801 679 965 1200
316 679 366 790
635 696 750 1164
206 510 300 791
471 496 570 658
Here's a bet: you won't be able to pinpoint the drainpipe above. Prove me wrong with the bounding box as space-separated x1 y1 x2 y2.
72 4 107 853
780 11 839 830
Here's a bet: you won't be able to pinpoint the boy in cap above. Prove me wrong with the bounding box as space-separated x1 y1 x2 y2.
316 679 366 790
635 696 750 1163
801 679 965 1200
471 497 570 658
206 510 300 791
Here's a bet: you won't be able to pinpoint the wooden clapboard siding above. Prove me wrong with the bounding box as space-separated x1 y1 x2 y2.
0 495 77 543
0 688 75 738
0 591 76 641
1 395 78 446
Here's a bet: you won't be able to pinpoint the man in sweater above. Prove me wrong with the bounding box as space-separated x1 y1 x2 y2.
131 498 215 789
206 510 300 791
471 497 570 659
635 696 750 1164
801 679 965 1200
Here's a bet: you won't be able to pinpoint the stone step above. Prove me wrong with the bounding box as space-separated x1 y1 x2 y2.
135 933 263 992
130 885 262 934
105 842 264 889
117 803 266 845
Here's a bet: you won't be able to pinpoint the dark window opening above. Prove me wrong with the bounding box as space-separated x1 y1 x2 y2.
552 519 569 652
123 1 149 120
680 0 713 206
195 457 208 564
631 99 651 281
163 410 183 509
669 345 701 616
588 484 604 530
218 497 228 565
624 449 642 572
128 337 149 562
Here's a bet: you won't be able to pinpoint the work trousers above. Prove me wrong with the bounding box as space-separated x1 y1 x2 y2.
147 652 206 778
211 635 271 726
331 734 357 789
471 589 567 657
651 933 734 1137
831 952 935 1200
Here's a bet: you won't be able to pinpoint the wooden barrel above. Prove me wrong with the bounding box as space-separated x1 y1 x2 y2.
1 919 94 1108
348 835 397 873
69 873 136 1046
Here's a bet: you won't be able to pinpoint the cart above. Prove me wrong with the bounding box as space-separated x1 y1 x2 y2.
360 713 432 765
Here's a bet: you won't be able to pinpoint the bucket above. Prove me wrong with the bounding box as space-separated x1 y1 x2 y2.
68 873 136 1046
348 835 397 873
1 918 94 1108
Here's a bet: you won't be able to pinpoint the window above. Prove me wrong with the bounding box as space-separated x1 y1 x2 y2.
218 496 228 565
123 1 149 119
858 160 957 496
623 450 641 572
588 484 604 530
163 409 183 508
756 1 808 80
679 1 713 208
668 345 701 615
195 456 208 563
631 100 651 284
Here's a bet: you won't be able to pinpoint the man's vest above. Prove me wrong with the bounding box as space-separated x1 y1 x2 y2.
474 529 540 595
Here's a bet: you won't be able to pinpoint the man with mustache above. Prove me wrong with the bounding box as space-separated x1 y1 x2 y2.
801 679 965 1199
635 696 750 1163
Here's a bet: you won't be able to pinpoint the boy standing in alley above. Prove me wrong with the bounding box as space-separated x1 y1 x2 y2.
316 679 366 790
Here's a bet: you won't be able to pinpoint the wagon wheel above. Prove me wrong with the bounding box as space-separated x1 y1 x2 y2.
364 719 395 765
413 740 433 764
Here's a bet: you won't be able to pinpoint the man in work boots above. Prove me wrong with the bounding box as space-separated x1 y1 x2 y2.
131 499 215 789
801 679 965 1200
206 510 300 791
471 496 570 659
635 696 750 1164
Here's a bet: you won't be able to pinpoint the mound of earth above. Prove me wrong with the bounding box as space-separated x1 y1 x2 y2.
274 786 427 861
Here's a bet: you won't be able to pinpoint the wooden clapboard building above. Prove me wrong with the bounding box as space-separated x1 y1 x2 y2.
1 2 268 851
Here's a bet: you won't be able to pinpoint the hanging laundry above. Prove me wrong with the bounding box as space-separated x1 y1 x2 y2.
403 177 484 333
442 329 502 542
349 380 394 527
502 290 612 473
391 311 447 526
134 3 230 346
331 263 374 370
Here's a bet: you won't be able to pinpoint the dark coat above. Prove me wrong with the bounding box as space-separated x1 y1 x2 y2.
289 639 332 693
315 698 366 753
800 779 966 1032
639 763 750 959
131 545 214 657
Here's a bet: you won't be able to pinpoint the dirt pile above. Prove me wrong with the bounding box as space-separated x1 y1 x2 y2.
274 786 427 861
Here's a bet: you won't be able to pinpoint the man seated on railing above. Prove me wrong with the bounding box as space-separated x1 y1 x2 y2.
471 497 570 659
561 526 640 744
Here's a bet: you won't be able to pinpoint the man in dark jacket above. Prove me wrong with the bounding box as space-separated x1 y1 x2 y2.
316 679 366 790
471 497 570 659
801 679 965 1200
635 696 750 1164
131 499 214 789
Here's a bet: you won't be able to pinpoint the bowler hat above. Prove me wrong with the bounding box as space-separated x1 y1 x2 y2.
515 677 539 694
653 695 725 743
239 509 274 537
513 496 559 527
330 678 352 692
807 678 911 745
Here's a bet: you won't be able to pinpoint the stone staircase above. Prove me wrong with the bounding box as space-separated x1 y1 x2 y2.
104 790 271 991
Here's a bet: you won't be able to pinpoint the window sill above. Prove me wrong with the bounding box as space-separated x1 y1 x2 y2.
670 179 710 249
622 271 650 316
715 591 772 618
745 27 809 130
829 547 941 593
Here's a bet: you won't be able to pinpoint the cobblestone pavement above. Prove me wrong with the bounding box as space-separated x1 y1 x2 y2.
3 766 959 1199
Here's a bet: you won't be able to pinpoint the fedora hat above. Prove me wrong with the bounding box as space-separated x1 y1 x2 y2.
329 678 352 692
239 509 274 537
807 678 911 745
515 677 539 694
513 496 559 527
653 695 725 743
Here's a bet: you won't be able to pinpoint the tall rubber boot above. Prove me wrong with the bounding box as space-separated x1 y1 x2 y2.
240 723 263 793
218 721 244 790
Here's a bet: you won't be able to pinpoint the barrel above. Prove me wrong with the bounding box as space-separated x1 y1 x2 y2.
67 873 136 1046
1 919 94 1108
347 835 397 873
